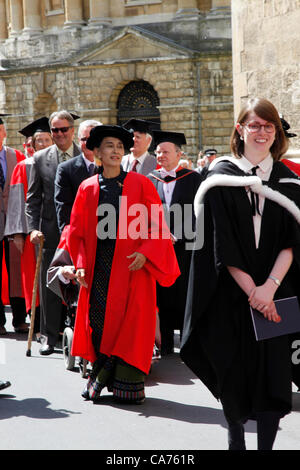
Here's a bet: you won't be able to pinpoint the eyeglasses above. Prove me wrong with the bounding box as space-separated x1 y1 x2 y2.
51 126 73 134
243 121 276 134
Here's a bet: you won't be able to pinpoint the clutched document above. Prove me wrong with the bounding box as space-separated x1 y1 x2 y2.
250 296 300 341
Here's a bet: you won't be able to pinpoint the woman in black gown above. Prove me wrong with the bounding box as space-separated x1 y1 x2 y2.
181 98 300 450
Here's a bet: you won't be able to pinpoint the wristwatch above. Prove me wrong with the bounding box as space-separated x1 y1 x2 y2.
268 275 281 287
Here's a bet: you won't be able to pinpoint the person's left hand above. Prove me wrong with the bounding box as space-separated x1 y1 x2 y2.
127 252 146 271
76 268 88 287
13 234 25 254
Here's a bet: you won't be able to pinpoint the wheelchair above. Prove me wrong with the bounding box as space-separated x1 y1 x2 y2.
61 288 90 378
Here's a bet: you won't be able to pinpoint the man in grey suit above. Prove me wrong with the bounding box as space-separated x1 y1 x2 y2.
25 110 81 355
121 119 158 175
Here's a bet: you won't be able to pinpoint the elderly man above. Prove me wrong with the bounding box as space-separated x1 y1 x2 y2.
0 115 27 336
147 130 201 355
25 110 81 355
55 119 102 233
121 119 158 175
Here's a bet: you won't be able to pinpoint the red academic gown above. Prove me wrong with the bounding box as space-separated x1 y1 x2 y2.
4 158 39 312
1 148 26 305
69 172 180 374
282 158 300 176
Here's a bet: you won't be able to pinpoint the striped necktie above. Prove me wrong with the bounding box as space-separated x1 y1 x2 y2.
131 159 138 172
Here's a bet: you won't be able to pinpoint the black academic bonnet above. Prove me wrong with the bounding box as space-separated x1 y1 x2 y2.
19 116 51 138
280 116 297 138
152 130 186 148
0 113 12 125
123 118 159 134
86 125 134 151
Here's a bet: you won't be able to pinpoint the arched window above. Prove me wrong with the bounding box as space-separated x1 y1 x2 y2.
117 80 160 127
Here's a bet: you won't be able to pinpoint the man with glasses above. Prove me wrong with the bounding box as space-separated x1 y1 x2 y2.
54 119 102 234
25 111 81 355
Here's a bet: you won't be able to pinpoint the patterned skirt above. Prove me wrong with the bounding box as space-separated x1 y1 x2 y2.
87 238 145 403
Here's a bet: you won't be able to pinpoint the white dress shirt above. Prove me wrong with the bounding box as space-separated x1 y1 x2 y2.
129 151 148 172
160 164 180 209
239 154 273 248
82 154 94 173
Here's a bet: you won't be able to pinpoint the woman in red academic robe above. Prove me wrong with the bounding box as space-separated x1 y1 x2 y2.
68 125 180 404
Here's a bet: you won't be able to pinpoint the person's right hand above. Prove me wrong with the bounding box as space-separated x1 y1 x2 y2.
30 230 44 245
61 266 76 281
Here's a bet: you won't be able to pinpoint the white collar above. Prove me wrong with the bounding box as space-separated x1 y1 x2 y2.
239 153 273 174
160 164 180 178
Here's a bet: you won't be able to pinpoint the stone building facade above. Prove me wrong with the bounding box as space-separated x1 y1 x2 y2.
232 0 300 155
0 0 232 159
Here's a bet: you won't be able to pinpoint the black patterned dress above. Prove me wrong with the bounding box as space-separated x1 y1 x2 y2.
85 169 145 403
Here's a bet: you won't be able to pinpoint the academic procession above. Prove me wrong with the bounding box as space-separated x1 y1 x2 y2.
0 0 300 453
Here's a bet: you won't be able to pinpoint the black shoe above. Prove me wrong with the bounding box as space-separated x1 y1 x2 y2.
0 380 11 391
39 344 55 356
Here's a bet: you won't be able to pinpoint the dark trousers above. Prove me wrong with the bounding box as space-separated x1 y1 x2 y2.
225 410 281 450
39 248 65 346
0 238 26 328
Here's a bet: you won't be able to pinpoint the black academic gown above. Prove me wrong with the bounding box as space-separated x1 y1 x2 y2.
180 159 300 423
148 168 201 349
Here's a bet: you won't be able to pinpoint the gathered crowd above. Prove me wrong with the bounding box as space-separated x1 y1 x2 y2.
1 97 300 450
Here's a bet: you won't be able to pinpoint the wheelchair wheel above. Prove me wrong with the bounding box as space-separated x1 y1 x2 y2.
62 327 75 370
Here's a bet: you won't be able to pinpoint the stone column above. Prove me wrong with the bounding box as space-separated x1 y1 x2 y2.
64 0 85 29
8 0 23 37
0 0 7 40
88 0 111 26
22 0 42 36
176 0 199 18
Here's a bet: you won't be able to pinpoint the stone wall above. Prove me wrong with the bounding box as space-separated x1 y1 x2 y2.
0 0 233 160
232 0 300 153
0 51 232 158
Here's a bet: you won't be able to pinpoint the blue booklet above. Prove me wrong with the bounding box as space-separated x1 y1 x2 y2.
250 296 300 341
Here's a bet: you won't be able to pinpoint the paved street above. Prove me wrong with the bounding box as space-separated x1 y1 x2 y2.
0 310 300 451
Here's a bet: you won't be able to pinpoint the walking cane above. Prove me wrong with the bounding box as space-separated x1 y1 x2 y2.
26 236 44 357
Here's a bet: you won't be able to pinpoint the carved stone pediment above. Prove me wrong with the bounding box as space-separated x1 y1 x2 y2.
75 26 194 65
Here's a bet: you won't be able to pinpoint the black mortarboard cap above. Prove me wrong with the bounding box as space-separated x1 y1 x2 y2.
19 116 51 138
0 113 12 125
152 130 186 148
280 116 297 138
70 113 81 121
123 118 159 134
86 125 134 151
